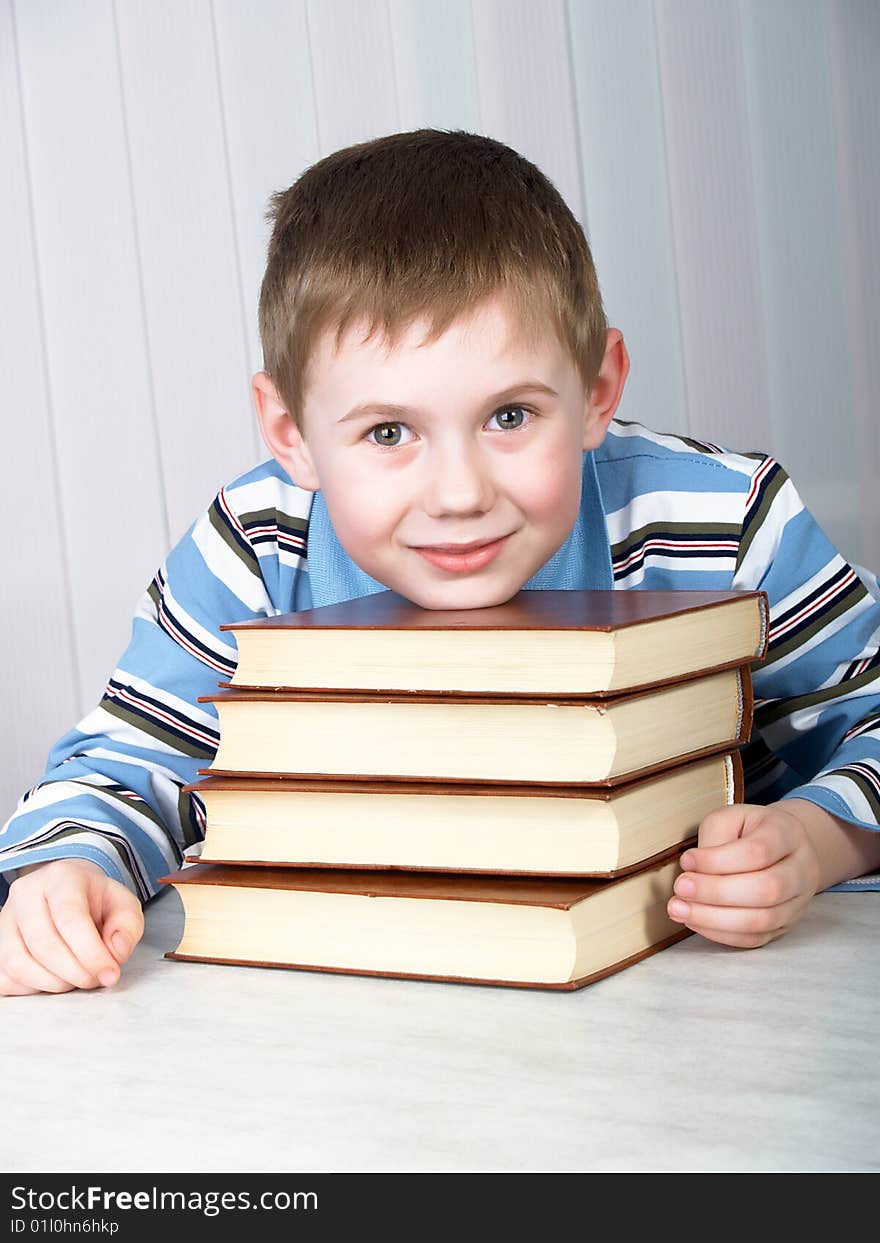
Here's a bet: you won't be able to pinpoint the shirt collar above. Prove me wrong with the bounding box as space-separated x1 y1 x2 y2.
304 450 612 610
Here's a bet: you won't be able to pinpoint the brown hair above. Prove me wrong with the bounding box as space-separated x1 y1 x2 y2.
258 128 607 424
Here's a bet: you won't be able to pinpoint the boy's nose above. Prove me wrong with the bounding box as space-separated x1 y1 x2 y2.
421 441 497 518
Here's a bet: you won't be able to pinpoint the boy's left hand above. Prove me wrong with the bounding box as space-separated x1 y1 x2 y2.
666 803 822 948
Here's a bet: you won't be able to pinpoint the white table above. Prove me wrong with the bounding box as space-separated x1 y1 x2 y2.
3 887 878 1174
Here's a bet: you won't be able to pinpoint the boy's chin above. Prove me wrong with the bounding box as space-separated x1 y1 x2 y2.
387 576 525 612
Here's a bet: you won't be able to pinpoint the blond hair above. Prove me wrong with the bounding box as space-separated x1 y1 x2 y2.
258 129 607 423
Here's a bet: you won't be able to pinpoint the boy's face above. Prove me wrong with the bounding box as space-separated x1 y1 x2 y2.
255 294 626 609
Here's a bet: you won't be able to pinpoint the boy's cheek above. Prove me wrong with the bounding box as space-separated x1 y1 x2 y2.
511 450 582 523
319 461 385 514
320 473 405 556
527 468 580 516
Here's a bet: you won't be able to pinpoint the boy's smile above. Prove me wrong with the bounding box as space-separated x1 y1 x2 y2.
411 533 512 575
254 293 627 609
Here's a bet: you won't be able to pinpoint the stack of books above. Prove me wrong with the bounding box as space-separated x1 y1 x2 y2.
161 587 768 991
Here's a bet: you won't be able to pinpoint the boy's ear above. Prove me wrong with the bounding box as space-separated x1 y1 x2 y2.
252 372 320 492
583 329 630 451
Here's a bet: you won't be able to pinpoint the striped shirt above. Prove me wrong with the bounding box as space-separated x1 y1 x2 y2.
2 417 879 903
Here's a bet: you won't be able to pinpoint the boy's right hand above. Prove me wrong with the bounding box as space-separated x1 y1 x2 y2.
0 859 144 996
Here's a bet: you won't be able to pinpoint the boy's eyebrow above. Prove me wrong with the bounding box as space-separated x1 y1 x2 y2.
338 380 559 423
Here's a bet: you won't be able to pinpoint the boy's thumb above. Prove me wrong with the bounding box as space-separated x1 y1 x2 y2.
102 885 145 962
110 931 131 961
106 923 139 963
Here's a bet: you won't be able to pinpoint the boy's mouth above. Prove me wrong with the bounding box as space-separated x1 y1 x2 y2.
411 535 510 574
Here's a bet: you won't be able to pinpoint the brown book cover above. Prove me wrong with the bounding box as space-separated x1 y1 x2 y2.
164 860 659 903
220 587 769 697
160 853 693 991
223 586 768 635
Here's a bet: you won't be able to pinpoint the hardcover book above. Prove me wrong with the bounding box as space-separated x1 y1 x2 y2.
222 587 768 697
201 665 753 787
161 853 692 991
188 750 742 877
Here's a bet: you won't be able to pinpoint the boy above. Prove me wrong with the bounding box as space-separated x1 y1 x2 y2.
1 129 879 996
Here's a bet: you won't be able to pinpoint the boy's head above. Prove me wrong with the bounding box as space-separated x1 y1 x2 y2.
253 128 628 609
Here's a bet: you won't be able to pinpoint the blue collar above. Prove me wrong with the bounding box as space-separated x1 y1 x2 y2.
304 450 613 609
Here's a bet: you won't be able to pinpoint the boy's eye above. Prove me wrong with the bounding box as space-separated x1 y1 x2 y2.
487 404 529 431
367 422 414 447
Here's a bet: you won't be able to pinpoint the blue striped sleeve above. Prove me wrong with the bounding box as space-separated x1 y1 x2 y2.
0 471 300 905
732 456 880 890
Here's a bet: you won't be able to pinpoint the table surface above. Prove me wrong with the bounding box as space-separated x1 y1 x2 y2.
3 886 878 1174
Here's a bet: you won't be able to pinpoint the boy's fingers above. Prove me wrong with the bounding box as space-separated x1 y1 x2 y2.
0 973 40 996
60 884 132 976
102 915 144 965
668 893 805 941
694 805 749 849
98 885 145 964
19 897 110 990
683 816 789 875
2 924 80 994
677 925 776 950
674 854 801 909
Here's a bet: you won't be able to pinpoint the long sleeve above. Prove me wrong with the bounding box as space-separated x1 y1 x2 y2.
0 462 312 905
732 455 880 888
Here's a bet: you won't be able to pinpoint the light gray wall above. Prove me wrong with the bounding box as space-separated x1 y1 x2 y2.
2 0 878 816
